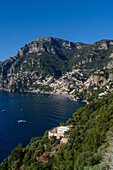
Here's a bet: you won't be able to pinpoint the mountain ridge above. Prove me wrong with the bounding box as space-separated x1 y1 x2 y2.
1 37 113 101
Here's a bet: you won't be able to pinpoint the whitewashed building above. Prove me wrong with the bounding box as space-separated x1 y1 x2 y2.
48 126 72 139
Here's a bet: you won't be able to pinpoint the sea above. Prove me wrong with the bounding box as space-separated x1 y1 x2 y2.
0 90 86 163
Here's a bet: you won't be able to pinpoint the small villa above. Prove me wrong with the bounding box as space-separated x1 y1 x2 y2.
48 125 72 140
48 129 57 139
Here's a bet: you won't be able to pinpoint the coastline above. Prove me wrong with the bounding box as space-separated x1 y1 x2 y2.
0 89 86 164
0 88 87 103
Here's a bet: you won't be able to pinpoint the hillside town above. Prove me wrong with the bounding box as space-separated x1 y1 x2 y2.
1 38 113 104
33 67 113 102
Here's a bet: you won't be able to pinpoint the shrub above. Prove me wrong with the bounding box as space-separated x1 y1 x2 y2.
74 151 100 170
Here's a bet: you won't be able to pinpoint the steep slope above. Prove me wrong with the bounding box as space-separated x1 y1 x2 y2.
1 93 113 169
0 37 88 91
0 37 113 92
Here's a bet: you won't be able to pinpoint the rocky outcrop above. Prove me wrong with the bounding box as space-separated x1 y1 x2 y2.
107 61 113 69
109 53 113 59
87 75 107 86
17 37 87 57
109 73 113 81
1 37 113 91
99 42 108 50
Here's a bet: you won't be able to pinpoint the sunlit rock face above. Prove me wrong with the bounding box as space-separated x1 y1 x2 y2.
0 38 113 92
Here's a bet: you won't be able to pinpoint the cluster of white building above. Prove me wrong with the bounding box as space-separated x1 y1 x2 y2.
34 69 85 95
48 125 73 143
99 91 108 98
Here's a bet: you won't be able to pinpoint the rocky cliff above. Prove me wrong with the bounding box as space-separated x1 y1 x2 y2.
1 37 113 92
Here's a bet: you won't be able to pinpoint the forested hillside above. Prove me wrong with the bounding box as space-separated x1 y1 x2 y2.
1 93 113 169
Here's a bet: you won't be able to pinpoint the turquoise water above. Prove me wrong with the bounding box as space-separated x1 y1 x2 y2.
0 91 86 163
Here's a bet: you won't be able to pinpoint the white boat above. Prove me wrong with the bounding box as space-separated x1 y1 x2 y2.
18 120 27 123
1 110 6 112
20 109 23 111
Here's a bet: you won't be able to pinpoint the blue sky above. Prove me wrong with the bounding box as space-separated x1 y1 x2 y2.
0 0 113 61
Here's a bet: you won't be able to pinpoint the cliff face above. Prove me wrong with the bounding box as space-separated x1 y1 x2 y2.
87 75 109 87
17 37 78 57
1 37 113 91
16 36 90 59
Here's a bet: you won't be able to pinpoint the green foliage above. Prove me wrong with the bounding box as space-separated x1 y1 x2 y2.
22 153 31 166
1 39 113 91
1 93 113 169
98 143 108 156
44 130 49 138
10 144 24 162
73 107 85 118
0 144 25 169
11 159 21 170
60 121 65 126
87 87 105 102
65 118 75 125
53 94 113 169
84 162 108 170
74 151 100 170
